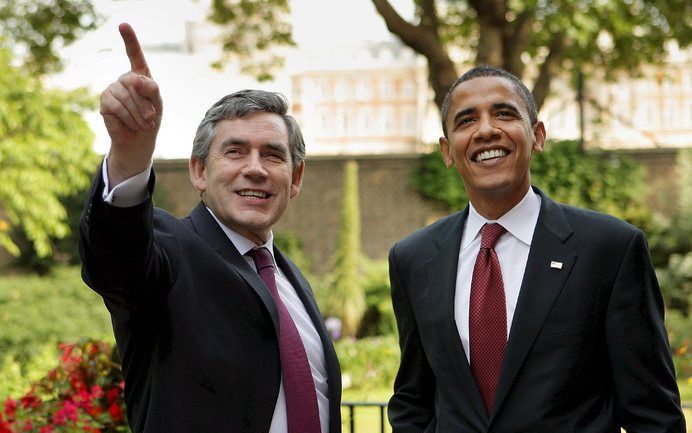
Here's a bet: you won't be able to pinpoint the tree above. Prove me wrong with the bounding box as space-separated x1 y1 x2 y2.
208 0 294 81
325 160 367 338
0 0 99 259
371 0 691 111
0 0 99 75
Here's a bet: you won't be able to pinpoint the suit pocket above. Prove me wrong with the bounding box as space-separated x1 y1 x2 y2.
537 311 595 338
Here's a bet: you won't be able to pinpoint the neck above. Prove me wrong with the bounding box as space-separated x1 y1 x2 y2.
469 186 531 220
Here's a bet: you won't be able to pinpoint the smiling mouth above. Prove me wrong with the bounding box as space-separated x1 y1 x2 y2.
475 149 508 162
238 190 270 199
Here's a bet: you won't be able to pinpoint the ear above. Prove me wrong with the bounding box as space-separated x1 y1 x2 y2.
532 121 546 154
439 136 454 168
189 157 207 193
289 160 305 199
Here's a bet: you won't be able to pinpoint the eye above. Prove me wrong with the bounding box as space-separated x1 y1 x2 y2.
265 151 287 162
456 116 475 128
497 110 516 119
224 147 243 158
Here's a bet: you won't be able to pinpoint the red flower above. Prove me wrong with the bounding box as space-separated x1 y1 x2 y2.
106 387 120 404
20 392 41 409
3 398 17 420
39 426 54 433
108 403 124 422
89 385 103 399
23 419 32 431
0 419 11 433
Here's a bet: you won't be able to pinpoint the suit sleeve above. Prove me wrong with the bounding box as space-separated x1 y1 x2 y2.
604 229 686 432
79 162 175 318
388 243 437 433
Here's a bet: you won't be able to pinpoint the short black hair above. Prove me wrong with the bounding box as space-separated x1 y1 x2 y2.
440 65 538 138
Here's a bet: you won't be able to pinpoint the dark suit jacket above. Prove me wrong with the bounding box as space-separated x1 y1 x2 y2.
388 187 684 433
79 169 341 433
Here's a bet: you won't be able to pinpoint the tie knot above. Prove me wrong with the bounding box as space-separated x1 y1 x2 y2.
248 247 274 272
481 223 506 249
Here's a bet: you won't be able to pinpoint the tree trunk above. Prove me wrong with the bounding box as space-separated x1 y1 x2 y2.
371 0 458 109
532 32 565 112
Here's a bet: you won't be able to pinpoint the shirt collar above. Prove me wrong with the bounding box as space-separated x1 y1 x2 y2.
463 187 541 249
205 207 276 264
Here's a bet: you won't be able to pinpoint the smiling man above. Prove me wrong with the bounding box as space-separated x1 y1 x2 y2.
387 65 685 433
79 24 341 433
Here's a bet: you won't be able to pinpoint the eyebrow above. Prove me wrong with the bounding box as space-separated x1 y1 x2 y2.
493 102 521 113
219 138 289 155
451 102 521 125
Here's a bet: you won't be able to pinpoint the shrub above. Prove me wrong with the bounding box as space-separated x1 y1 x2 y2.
335 336 399 392
357 260 395 338
0 266 112 366
413 140 650 228
0 339 128 433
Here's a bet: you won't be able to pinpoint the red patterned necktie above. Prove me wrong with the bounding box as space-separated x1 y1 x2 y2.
248 247 321 433
469 223 507 414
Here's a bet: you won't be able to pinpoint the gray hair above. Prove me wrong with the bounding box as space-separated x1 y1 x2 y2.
191 89 306 168
440 65 538 138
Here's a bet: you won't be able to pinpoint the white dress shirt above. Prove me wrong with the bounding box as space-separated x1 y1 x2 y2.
454 188 541 362
102 159 330 433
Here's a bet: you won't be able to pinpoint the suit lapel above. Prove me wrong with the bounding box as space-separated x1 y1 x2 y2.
427 209 489 423
186 203 280 334
491 188 576 418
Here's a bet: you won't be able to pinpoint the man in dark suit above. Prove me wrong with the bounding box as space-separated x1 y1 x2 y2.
79 23 341 433
387 65 685 433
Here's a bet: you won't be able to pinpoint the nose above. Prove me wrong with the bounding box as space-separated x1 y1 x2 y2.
242 151 268 179
474 114 500 141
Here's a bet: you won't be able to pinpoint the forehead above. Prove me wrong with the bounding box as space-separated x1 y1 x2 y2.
448 76 527 116
211 112 289 147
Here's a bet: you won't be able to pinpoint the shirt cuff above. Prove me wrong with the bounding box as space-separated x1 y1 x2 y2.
101 157 153 207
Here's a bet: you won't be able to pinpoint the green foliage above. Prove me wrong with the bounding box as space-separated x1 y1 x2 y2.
0 266 113 367
657 252 692 317
208 0 294 81
274 230 311 274
666 310 691 389
335 335 399 392
0 343 59 402
412 140 650 227
322 160 367 338
357 260 396 338
648 148 692 316
531 140 650 229
0 45 98 258
0 340 128 432
0 0 100 76
376 0 691 110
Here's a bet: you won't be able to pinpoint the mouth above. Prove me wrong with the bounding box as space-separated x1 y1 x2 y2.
473 148 508 163
237 189 271 199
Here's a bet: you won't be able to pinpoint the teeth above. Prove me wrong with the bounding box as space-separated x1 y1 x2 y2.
476 149 507 162
239 190 268 198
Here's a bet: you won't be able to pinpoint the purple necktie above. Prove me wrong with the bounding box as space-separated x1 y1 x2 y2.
248 247 321 433
469 223 507 414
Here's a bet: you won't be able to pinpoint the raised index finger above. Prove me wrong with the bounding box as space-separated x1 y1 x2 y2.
118 23 151 77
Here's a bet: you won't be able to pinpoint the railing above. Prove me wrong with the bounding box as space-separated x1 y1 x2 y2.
341 401 692 433
342 401 388 433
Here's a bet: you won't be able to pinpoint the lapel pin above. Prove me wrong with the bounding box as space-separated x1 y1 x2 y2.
550 261 563 269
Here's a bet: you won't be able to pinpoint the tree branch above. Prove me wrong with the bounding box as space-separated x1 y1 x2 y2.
469 0 506 66
503 9 533 76
532 32 565 112
371 0 458 110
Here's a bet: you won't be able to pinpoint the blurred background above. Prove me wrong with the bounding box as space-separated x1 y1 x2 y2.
0 0 690 431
